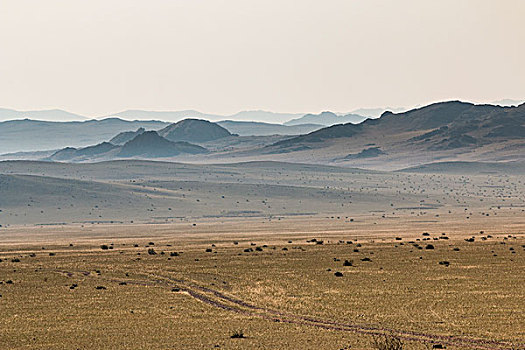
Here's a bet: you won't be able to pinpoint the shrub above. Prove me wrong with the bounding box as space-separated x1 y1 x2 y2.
100 244 109 250
230 330 245 339
147 248 157 255
372 333 403 350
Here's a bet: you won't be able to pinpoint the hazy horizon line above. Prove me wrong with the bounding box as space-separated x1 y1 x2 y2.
1 97 524 123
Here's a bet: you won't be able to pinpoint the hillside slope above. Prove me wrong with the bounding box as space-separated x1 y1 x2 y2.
158 119 233 143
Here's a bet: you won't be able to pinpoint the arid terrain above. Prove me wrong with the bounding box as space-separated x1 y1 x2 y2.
2 1 524 348
1 160 524 349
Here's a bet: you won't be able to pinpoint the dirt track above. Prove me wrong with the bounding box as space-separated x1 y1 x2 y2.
58 270 525 350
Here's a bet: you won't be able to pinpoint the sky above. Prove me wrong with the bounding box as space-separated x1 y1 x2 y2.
1 0 524 119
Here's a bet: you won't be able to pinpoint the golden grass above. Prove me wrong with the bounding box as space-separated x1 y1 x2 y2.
0 214 523 349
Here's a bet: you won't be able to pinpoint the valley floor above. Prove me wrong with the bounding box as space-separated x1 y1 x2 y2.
1 214 524 349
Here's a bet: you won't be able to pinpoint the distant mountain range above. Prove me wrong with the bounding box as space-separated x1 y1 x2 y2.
0 118 168 153
2 101 524 170
0 107 304 124
0 108 89 122
108 109 304 124
217 120 323 136
490 99 525 107
348 107 407 118
0 117 321 154
284 111 367 126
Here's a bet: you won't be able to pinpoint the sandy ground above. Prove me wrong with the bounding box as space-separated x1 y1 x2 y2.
0 212 523 350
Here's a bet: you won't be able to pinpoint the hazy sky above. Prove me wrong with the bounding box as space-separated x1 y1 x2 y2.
1 0 524 117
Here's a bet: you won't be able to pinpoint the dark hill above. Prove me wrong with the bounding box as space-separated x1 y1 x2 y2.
158 119 233 143
110 127 146 145
118 131 207 158
345 147 385 159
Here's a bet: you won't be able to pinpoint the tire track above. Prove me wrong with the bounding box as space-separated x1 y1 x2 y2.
58 270 524 350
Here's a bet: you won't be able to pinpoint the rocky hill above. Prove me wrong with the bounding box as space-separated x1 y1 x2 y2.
158 119 233 143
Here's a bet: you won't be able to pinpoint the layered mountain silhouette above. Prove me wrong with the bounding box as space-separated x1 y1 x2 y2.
0 108 88 122
217 120 322 136
0 118 168 153
109 109 303 124
284 111 367 126
2 101 524 169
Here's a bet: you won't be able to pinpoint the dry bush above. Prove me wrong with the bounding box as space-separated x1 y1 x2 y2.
372 333 403 350
230 329 245 339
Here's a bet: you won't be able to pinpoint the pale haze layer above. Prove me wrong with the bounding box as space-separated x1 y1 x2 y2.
1 0 524 119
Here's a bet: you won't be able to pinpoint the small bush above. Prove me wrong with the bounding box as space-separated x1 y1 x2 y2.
147 248 157 255
372 333 403 350
230 330 245 339
100 244 109 250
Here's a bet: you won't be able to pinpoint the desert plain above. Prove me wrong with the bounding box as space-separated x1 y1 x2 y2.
0 161 523 349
